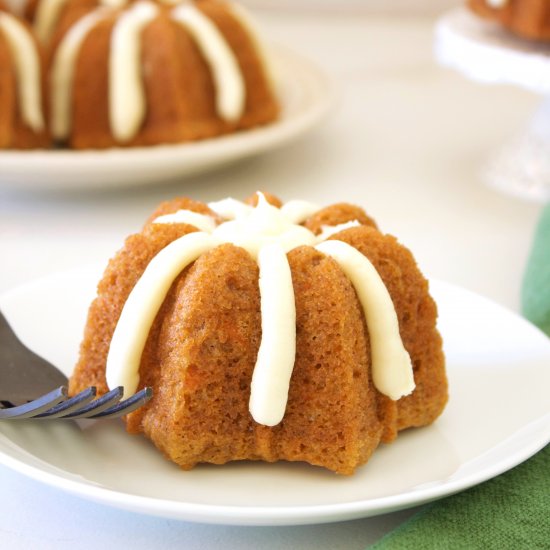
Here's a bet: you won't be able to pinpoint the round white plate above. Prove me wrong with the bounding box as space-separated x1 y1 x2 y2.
435 8 550 94
0 268 549 526
435 8 550 203
0 47 331 192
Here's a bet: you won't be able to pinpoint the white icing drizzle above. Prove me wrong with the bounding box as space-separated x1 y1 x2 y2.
153 210 217 232
317 220 360 241
50 9 109 140
0 12 44 133
171 3 245 122
109 0 158 143
208 197 253 220
106 231 220 396
280 199 320 224
212 193 316 259
487 0 508 8
34 0 69 44
249 243 296 426
3 0 25 17
227 2 277 90
100 0 129 8
226 1 276 90
106 193 415 424
315 240 415 401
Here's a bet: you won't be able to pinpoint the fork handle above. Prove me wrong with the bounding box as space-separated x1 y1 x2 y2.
0 310 68 404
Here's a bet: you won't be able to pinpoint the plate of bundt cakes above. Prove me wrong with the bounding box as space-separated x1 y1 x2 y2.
0 0 331 190
0 192 549 525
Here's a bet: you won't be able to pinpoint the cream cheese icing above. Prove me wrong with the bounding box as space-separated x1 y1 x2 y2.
105 193 416 424
109 0 159 143
153 210 217 233
34 0 69 44
316 240 415 401
172 3 245 122
208 197 253 220
249 243 296 426
3 0 25 16
487 0 508 8
226 0 276 90
211 193 316 259
0 12 44 133
106 231 219 395
100 0 129 7
50 9 109 140
279 199 320 224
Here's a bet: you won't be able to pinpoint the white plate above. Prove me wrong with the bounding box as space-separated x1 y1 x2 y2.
0 47 331 191
435 8 550 94
435 8 550 203
0 268 549 526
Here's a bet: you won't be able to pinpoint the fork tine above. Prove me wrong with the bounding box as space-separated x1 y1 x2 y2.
0 386 67 419
0 384 153 421
35 387 97 418
62 387 124 419
89 387 153 419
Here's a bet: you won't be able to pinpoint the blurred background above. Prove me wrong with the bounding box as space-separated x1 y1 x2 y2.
241 1 458 14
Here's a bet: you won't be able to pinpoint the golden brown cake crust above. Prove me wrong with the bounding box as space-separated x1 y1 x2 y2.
468 0 550 41
304 203 378 234
70 194 447 475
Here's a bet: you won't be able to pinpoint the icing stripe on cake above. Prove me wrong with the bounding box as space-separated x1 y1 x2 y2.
106 231 220 397
50 9 109 140
34 0 70 44
0 12 44 133
249 243 296 426
109 0 159 143
226 1 276 89
315 240 415 401
171 3 245 122
153 210 217 232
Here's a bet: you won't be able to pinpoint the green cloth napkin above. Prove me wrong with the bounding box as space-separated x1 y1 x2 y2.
369 444 549 549
522 203 550 337
370 204 550 550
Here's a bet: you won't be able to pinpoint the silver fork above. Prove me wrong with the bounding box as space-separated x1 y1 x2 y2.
0 310 152 420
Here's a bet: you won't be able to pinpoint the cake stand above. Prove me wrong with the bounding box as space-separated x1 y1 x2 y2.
434 7 550 203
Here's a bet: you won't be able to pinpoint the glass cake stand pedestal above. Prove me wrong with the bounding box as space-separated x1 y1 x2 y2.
434 7 550 203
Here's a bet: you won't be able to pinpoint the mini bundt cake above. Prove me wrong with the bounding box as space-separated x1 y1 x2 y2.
468 0 550 41
0 4 48 148
70 192 448 475
0 0 278 149
47 0 279 148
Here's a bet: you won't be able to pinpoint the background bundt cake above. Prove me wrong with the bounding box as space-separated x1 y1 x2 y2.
0 0 279 149
45 0 279 148
468 0 550 41
0 3 48 148
70 192 448 475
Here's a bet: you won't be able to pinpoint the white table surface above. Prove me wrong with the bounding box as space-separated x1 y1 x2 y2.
0 9 543 550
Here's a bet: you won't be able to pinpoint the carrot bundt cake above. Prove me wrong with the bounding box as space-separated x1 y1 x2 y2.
0 0 278 149
468 0 550 41
70 192 448 475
